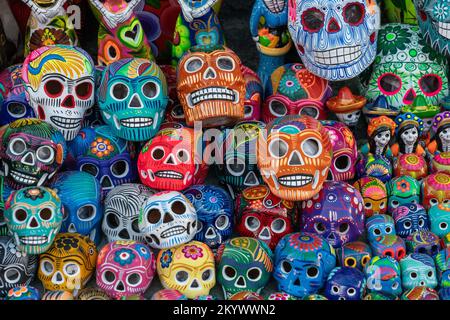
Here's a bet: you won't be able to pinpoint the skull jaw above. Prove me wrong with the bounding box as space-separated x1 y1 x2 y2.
184 100 245 128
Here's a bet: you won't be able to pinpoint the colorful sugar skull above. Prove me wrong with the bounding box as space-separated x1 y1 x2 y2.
217 237 273 299
414 0 450 56
98 58 169 141
6 286 40 300
242 66 262 121
139 191 197 249
273 232 336 298
365 116 396 157
262 63 331 123
321 121 357 181
400 253 437 289
392 112 424 156
22 45 96 141
183 185 233 249
257 115 332 201
38 233 97 293
364 255 402 298
326 87 365 127
393 203 430 238
103 183 155 243
4 187 63 254
0 236 37 297
405 231 440 256
301 181 365 248
235 185 295 250
393 153 428 180
137 126 199 191
422 172 450 210
157 240 215 299
429 203 450 238
324 267 366 300
435 247 450 288
71 125 137 196
0 119 66 190
96 240 156 299
353 177 387 217
401 286 440 300
366 24 449 109
52 171 102 244
287 0 380 81
177 45 245 127
366 214 396 243
338 241 372 271
217 121 265 194
387 176 421 213
369 235 406 261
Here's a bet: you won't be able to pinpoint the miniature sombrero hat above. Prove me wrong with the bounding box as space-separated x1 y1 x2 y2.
326 87 366 114
363 95 400 119
401 95 440 119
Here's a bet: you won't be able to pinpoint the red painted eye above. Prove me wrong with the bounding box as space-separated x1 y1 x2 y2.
301 8 325 32
419 74 442 97
378 73 402 95
343 2 365 26
75 82 93 100
44 80 63 98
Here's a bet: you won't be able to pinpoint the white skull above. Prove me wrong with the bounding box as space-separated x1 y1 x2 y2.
401 127 418 145
439 128 450 143
374 130 391 148
336 110 361 126
138 191 197 249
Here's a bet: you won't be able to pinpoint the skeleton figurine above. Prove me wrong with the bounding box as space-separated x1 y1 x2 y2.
360 116 396 158
428 111 450 172
326 87 366 127
22 0 78 56
392 113 424 157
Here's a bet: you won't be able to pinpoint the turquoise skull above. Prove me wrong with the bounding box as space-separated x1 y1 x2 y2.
399 253 437 290
429 203 450 238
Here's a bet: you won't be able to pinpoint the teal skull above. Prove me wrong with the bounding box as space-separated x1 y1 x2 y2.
429 203 450 237
399 253 437 290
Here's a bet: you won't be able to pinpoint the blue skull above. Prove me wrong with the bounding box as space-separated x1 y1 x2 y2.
324 267 366 300
183 185 233 249
365 255 402 298
52 171 103 245
393 203 430 238
366 214 396 243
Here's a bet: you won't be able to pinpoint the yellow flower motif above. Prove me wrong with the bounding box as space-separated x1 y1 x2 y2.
41 29 57 46
90 138 114 158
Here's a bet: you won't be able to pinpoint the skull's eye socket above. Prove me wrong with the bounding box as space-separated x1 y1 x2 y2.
314 222 326 233
152 147 165 160
127 273 142 286
111 83 129 100
269 138 288 158
440 222 448 230
196 220 203 232
75 82 93 99
300 106 319 119
332 285 340 293
146 209 161 224
365 202 372 209
175 270 189 284
269 100 287 117
111 160 129 178
14 209 27 222
347 288 356 296
102 270 116 284
344 257 356 267
44 79 64 98
216 56 235 71
39 208 53 221
245 216 260 231
410 272 418 279
4 268 20 283
226 157 245 175
301 8 325 32
374 228 381 236
419 74 442 96
244 105 253 117
403 221 412 229
80 163 99 177
64 263 80 277
418 218 425 227
7 103 26 117
378 73 402 95
40 260 54 276
106 213 120 228
185 57 204 73
171 104 184 119
77 205 96 221
281 260 292 273
131 219 140 233
271 218 286 233
215 215 230 230
306 266 319 278
428 271 434 278
223 265 236 280
171 201 186 215
430 199 438 206
301 138 322 158
343 2 365 26
9 138 27 156
385 226 392 233
142 81 159 99
36 145 55 164
247 267 262 281
202 269 213 281
176 149 190 163
361 255 370 267
391 200 399 208
339 223 349 234
334 155 351 172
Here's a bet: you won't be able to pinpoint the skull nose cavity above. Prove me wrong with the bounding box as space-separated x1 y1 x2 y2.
119 229 130 239
28 217 39 228
115 280 125 292
68 223 77 233
52 271 64 284
235 276 246 288
293 278 301 286
163 212 174 223
100 175 113 189
259 227 271 240
288 151 303 166
203 67 217 80
129 94 143 109
327 17 341 33
164 154 176 165
403 88 417 104
21 152 35 166
205 227 216 239
191 279 200 288
62 95 75 108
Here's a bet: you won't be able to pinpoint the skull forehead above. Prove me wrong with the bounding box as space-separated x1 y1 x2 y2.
52 171 101 204
41 233 97 266
161 241 214 270
105 184 154 217
183 185 232 218
9 187 60 206
72 126 128 159
99 241 153 268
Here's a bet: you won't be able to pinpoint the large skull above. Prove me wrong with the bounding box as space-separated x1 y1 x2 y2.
287 0 380 81
22 46 95 141
421 172 450 210
139 191 197 249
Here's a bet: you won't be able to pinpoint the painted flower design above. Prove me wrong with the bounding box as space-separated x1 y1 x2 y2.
182 245 203 260
114 248 136 266
29 28 71 52
90 138 115 158
55 236 80 250
8 242 25 258
171 16 191 65
433 2 449 21
8 286 28 298
378 25 412 56
396 179 411 193
160 250 173 268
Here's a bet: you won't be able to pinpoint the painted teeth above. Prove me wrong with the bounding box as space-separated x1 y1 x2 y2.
10 170 37 185
188 87 236 107
435 21 450 39
120 117 153 128
313 46 362 65
50 116 82 129
155 171 183 179
161 226 186 238
278 174 313 187
19 236 48 245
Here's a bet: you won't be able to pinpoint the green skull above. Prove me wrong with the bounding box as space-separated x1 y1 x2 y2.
399 253 437 290
386 175 421 212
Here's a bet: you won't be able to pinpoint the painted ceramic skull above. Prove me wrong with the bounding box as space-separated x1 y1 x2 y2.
386 176 421 213
273 232 336 298
52 171 103 244
435 247 450 288
338 241 372 271
405 230 440 256
183 185 233 249
364 255 402 298
217 237 273 299
366 214 396 243
429 203 450 238
177 45 245 127
98 58 168 141
0 236 37 297
37 233 97 293
421 172 450 210
4 187 63 255
262 63 331 123
242 66 262 121
157 240 215 299
22 45 96 141
6 285 41 300
353 177 387 217
366 24 449 109
96 240 156 299
287 0 380 81
324 267 366 300
235 185 295 250
393 203 430 238
369 235 406 261
70 125 137 196
139 191 197 249
103 183 155 243
0 119 66 190
257 115 332 201
321 121 357 181
400 253 437 290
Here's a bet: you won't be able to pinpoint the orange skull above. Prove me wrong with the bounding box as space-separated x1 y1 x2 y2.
257 115 332 201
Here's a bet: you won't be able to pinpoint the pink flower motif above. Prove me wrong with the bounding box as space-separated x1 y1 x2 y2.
182 245 203 260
